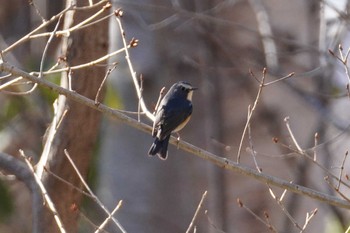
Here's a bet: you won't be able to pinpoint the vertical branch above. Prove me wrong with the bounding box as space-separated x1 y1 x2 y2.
114 10 154 121
237 68 266 163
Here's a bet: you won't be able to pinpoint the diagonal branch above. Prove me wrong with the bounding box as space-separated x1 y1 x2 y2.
1 61 350 210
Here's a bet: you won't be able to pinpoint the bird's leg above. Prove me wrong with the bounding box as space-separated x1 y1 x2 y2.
176 132 181 149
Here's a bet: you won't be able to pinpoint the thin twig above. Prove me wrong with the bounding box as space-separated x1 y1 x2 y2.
29 0 46 23
248 118 303 231
34 47 127 76
39 14 63 79
137 75 144 122
337 151 348 190
247 105 262 172
324 176 350 203
95 63 118 104
2 4 74 54
95 200 123 233
186 191 208 233
284 117 303 152
1 62 350 209
313 132 318 161
20 150 67 233
204 210 225 233
276 139 350 190
64 150 127 233
330 44 350 97
268 188 302 231
0 76 23 91
44 167 93 198
37 99 68 178
283 117 350 190
64 3 111 36
237 198 278 232
300 209 317 233
114 10 155 121
237 68 267 163
264 72 294 86
74 0 108 10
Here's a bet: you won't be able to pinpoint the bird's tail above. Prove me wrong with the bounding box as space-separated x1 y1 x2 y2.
148 135 170 160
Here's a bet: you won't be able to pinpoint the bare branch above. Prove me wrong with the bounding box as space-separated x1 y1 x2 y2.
114 10 155 121
94 201 123 233
64 150 127 233
237 198 278 232
95 63 118 104
20 150 66 233
237 68 267 162
1 61 350 209
186 191 207 233
337 150 348 190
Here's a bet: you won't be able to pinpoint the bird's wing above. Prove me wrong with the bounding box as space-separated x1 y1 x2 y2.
157 100 192 140
152 106 164 137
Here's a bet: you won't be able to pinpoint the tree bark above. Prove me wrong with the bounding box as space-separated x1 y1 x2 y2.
38 1 109 232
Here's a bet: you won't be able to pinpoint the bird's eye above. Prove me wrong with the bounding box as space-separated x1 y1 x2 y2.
181 86 186 91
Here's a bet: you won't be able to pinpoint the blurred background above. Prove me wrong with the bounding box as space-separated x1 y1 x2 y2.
0 0 350 232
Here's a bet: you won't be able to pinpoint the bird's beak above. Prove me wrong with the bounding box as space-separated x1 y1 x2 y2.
191 87 198 91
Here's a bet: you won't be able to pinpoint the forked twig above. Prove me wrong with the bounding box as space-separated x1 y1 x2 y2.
300 209 317 233
237 68 267 163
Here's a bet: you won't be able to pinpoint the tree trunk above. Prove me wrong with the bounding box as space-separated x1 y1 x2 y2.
38 1 109 232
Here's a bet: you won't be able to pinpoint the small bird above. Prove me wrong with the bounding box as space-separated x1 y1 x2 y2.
148 81 197 160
